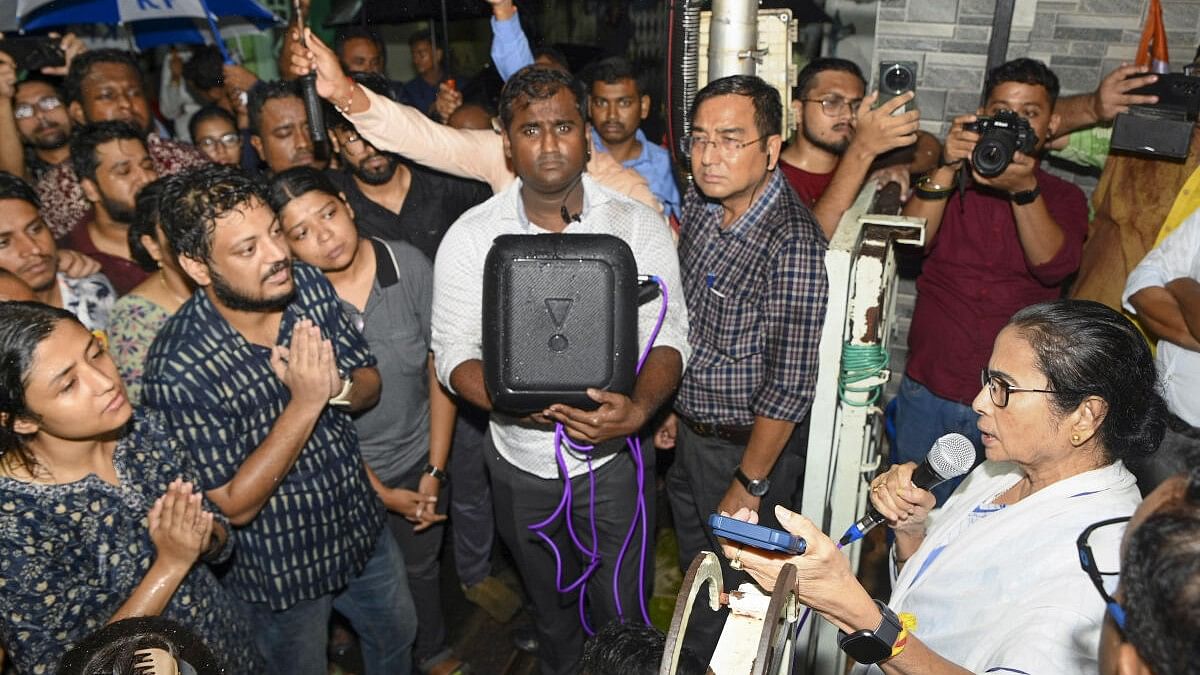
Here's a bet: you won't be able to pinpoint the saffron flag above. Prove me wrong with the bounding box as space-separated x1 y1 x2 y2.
1136 0 1170 74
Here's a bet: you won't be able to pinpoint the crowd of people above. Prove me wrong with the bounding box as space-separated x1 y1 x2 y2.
0 1 1198 673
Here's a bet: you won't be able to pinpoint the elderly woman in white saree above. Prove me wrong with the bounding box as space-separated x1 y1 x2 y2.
725 299 1168 674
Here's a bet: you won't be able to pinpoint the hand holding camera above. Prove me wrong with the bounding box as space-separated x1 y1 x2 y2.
944 110 1039 193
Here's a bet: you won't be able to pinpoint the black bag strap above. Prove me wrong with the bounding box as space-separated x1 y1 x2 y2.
369 237 400 288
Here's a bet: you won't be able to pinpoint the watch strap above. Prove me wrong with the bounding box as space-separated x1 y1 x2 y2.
733 466 769 496
423 463 449 483
1010 184 1041 205
329 377 354 407
836 600 904 664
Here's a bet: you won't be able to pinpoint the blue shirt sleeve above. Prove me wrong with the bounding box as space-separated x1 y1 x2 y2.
491 10 534 81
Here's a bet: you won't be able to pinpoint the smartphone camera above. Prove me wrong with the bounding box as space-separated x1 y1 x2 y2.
879 61 918 111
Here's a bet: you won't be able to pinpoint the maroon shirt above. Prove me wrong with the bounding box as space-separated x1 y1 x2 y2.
60 215 149 296
779 160 835 209
37 136 208 239
906 169 1088 404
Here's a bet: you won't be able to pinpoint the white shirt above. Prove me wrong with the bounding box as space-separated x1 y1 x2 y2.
432 174 690 478
1122 208 1200 426
854 460 1141 675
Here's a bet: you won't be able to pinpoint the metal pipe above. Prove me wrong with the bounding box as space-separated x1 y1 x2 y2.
707 0 758 81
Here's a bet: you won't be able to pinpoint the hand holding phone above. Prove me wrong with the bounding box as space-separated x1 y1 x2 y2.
0 37 66 72
710 514 807 555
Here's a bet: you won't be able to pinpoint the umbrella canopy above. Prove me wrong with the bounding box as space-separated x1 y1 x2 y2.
17 0 279 52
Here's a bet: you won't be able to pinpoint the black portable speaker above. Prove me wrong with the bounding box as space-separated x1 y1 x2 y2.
482 234 639 415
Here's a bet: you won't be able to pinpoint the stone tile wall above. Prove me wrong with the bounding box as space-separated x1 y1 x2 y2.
874 0 1200 137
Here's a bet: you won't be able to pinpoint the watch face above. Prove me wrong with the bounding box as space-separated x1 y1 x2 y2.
842 632 892 664
747 479 770 497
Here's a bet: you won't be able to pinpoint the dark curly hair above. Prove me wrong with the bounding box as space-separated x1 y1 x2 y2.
128 178 170 272
0 171 40 209
247 79 302 138
1121 466 1200 675
1007 299 1167 464
498 65 588 132
0 301 80 475
984 57 1060 107
69 121 146 183
585 56 647 96
335 25 387 65
580 621 708 675
63 48 143 107
159 164 268 264
793 57 865 101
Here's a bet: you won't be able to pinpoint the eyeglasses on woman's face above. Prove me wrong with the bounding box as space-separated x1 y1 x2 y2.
980 368 1055 408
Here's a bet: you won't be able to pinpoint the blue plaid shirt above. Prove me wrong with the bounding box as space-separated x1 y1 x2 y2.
142 262 384 611
674 169 828 426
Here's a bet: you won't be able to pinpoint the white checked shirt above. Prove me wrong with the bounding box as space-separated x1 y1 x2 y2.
432 174 690 478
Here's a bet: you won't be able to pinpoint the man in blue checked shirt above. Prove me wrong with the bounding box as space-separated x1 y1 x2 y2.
657 74 830 659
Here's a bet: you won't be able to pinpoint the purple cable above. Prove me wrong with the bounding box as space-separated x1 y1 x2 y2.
526 275 669 635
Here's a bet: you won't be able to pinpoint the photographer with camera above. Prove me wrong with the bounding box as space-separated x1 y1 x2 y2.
896 59 1089 501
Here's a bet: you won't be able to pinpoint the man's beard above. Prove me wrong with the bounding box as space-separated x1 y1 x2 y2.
348 151 401 186
101 194 137 225
209 261 295 313
29 126 68 150
803 125 851 156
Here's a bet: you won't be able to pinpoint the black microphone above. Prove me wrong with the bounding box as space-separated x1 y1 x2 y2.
293 0 326 144
838 433 976 547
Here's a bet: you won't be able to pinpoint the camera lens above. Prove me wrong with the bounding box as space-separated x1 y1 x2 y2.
883 65 913 94
972 138 1014 178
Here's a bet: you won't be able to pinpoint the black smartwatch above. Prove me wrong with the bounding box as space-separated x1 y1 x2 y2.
734 466 770 497
837 600 903 665
1010 185 1041 205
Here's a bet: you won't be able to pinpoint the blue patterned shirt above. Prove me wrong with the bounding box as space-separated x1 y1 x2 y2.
0 411 262 675
675 169 829 426
142 261 384 611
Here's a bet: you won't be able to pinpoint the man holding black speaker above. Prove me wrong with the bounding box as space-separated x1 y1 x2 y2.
657 74 829 659
430 65 689 675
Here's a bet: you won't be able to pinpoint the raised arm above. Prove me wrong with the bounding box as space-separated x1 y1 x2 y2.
287 27 515 192
1052 63 1158 137
487 0 535 81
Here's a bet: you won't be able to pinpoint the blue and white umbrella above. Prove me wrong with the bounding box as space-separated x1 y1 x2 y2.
17 0 280 57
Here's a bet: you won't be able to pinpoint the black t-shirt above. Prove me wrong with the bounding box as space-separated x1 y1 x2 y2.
327 162 492 261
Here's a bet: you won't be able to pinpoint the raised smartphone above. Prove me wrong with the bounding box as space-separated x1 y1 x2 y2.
709 514 807 555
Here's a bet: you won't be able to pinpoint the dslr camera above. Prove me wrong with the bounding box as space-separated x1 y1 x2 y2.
962 110 1037 177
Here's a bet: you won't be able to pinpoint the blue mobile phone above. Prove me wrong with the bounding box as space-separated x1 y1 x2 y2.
709 514 807 554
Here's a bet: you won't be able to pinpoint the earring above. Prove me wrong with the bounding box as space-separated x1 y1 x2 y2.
1071 433 1081 444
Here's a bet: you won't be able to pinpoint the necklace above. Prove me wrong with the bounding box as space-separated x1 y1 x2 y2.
160 269 189 306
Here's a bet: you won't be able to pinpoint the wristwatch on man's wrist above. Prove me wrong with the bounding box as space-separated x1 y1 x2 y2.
1010 184 1041 205
837 599 903 664
329 376 354 407
734 466 770 497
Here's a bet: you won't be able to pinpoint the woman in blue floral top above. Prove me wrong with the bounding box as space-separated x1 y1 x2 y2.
0 301 261 674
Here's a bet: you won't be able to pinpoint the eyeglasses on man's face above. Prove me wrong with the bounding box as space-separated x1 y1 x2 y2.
800 95 863 118
980 368 1055 408
196 132 240 150
1077 516 1130 631
678 134 765 158
13 96 63 120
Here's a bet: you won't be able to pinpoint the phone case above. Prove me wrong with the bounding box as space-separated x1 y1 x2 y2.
709 514 807 554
